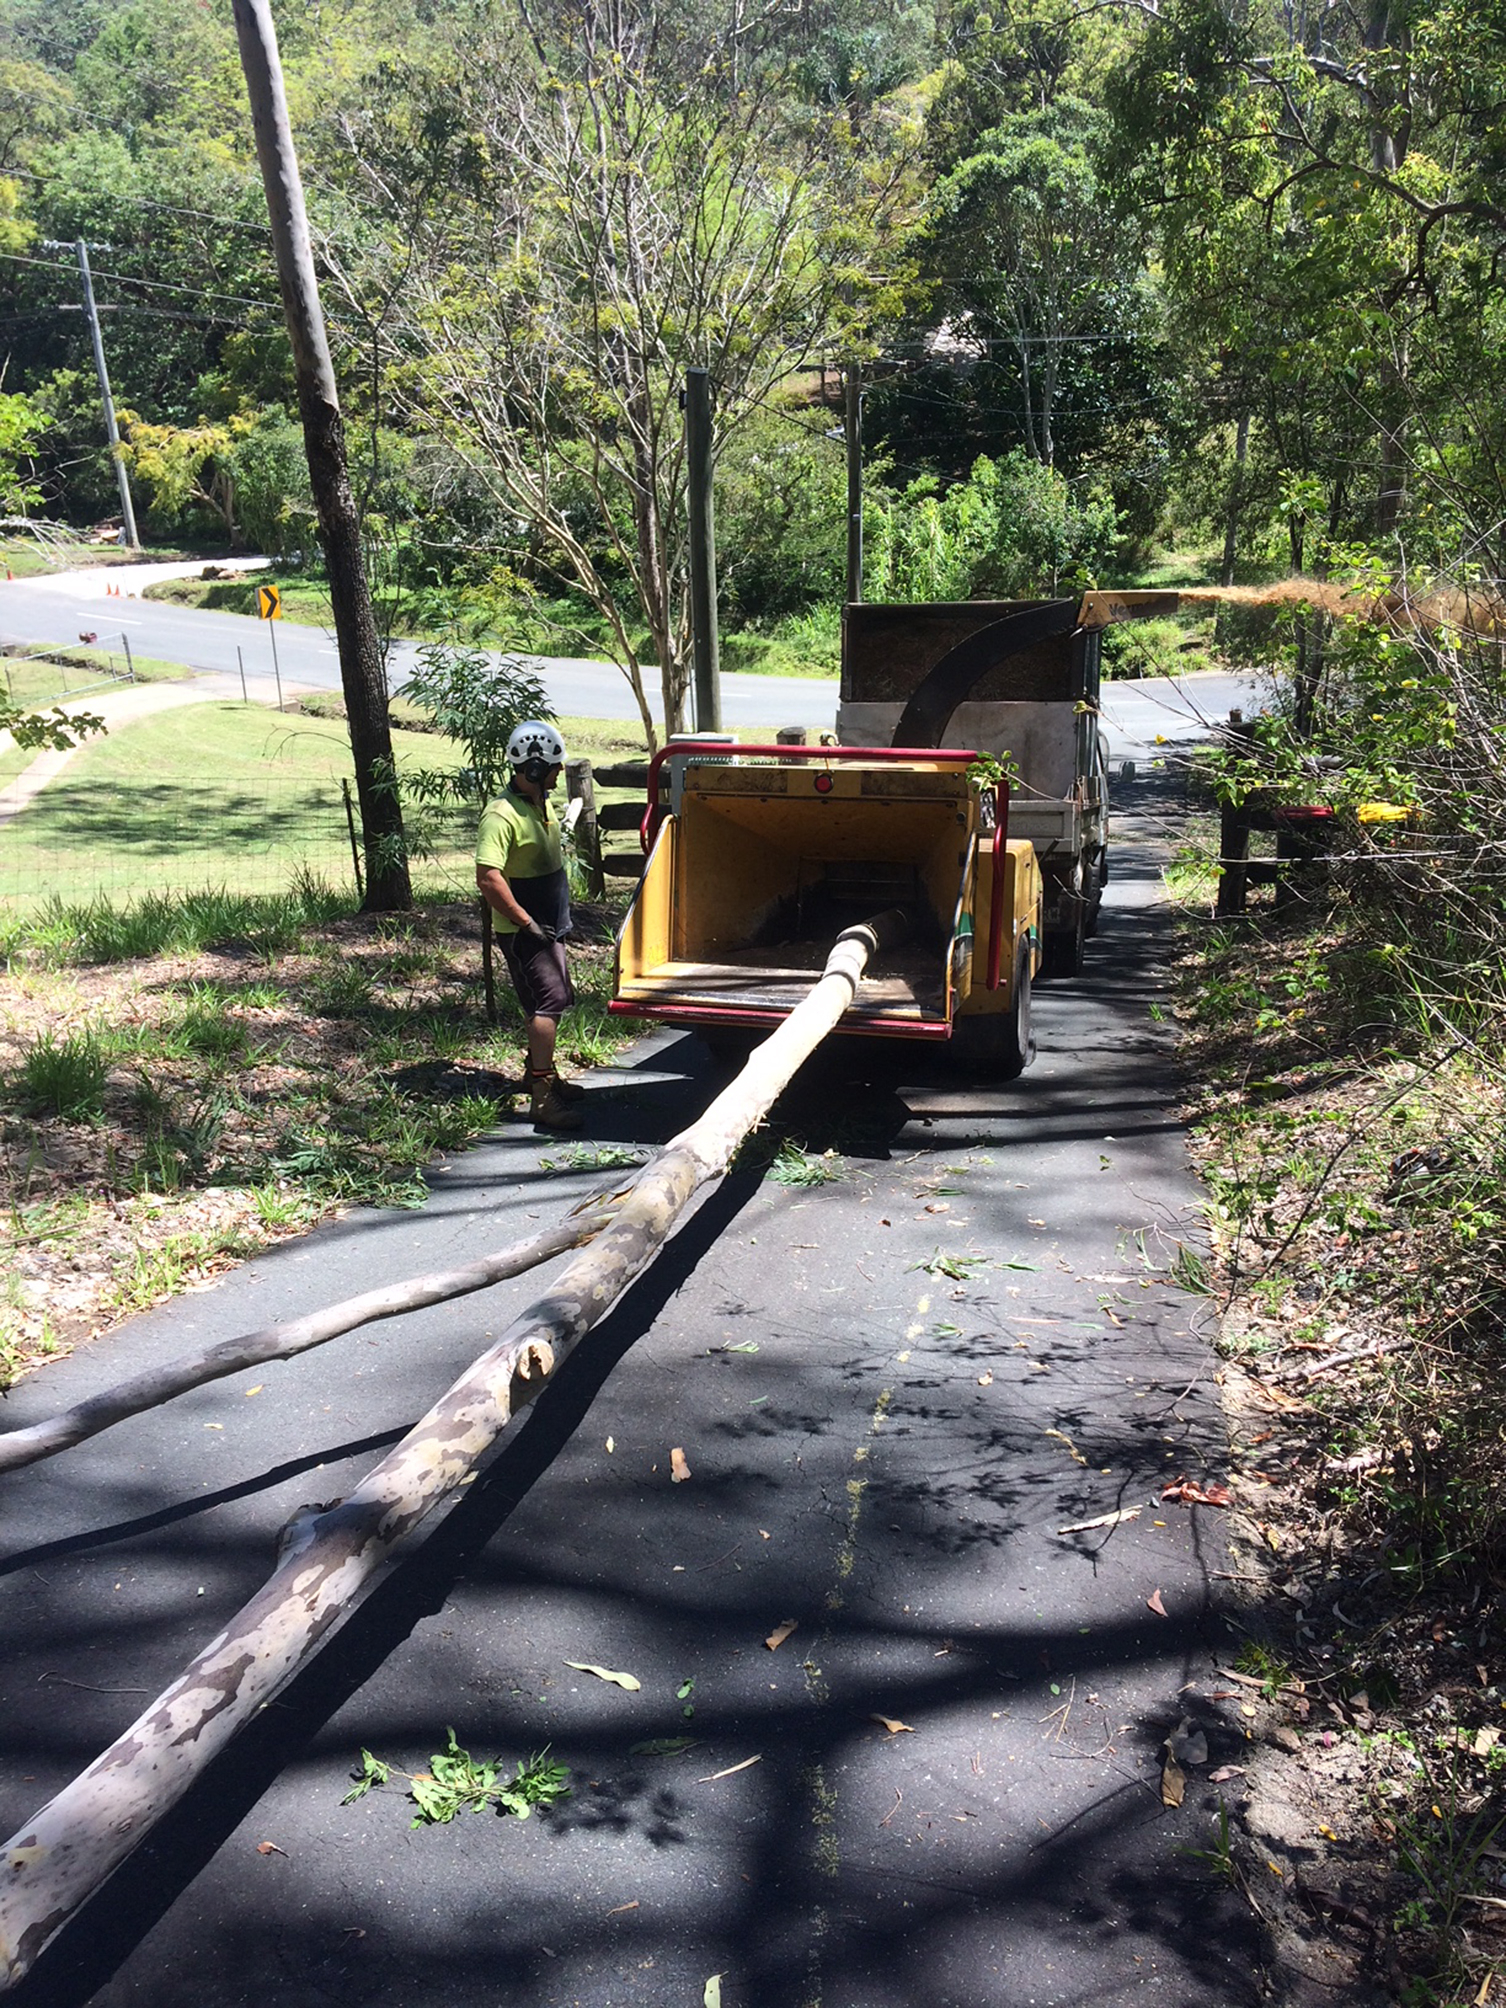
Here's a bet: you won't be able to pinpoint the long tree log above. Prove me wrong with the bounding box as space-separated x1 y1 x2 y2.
0 912 905 1989
0 1207 620 1479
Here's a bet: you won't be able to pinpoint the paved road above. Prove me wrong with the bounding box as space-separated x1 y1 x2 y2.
0 563 1262 752
0 769 1262 2007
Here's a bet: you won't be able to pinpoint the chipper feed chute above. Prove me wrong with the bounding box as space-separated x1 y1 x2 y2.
608 744 1043 1074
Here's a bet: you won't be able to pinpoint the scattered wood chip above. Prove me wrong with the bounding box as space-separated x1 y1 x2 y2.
871 1714 915 1735
1146 1588 1168 1617
565 1661 642 1691
255 1841 288 1857
1160 1756 1185 1807
977 1370 993 1386
765 1619 797 1651
1161 1475 1233 1508
1208 1765 1246 1784
698 1754 762 1782
1057 1507 1140 1535
671 1446 692 1483
605 1436 615 1453
606 1901 640 1916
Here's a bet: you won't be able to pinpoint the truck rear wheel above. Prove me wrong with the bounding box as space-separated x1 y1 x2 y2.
1083 849 1107 940
1043 899 1086 977
950 939 1034 1079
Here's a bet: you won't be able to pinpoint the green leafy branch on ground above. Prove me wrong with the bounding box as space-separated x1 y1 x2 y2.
343 1732 571 1827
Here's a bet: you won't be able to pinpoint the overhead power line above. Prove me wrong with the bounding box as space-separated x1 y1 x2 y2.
5 164 272 236
0 247 275 313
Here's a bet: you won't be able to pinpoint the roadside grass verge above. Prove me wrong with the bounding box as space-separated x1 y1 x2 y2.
0 887 637 1389
1170 875 1506 1999
143 569 334 626
1 647 190 709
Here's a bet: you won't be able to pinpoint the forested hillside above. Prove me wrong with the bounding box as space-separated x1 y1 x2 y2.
3 0 1502 713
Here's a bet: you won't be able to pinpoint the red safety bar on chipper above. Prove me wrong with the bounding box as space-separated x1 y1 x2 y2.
639 742 1012 992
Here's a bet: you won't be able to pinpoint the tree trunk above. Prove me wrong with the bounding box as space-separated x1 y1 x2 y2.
0 912 906 1990
232 0 411 912
0 1208 618 1478
1221 411 1250 587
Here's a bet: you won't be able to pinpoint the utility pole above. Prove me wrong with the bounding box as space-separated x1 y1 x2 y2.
685 368 722 733
845 360 863 604
64 240 140 550
232 0 411 911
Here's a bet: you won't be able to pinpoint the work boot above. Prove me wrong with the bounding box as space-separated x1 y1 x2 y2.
528 1066 587 1106
530 1080 584 1132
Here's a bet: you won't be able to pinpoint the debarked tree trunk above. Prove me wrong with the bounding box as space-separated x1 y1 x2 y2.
0 911 906 1990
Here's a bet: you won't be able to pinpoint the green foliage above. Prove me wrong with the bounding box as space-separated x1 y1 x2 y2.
343 1731 571 1827
767 1141 844 1187
865 451 1117 600
399 642 554 806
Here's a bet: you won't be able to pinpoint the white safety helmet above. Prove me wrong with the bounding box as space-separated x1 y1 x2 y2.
506 719 566 768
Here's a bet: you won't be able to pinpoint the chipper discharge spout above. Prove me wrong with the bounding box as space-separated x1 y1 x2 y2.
609 744 1043 1076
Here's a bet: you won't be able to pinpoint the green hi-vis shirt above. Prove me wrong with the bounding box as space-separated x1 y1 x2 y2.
475 790 571 939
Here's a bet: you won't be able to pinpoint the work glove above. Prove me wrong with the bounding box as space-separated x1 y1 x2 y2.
523 917 556 943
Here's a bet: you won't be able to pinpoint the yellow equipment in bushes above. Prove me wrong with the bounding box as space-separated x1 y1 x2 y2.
608 743 1043 1075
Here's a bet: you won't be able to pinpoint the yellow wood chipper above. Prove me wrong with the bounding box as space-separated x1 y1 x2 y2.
608 743 1043 1075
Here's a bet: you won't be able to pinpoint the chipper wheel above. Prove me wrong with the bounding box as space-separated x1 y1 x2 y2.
949 937 1035 1079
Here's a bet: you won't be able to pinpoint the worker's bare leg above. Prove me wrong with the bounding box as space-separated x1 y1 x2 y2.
527 1014 558 1077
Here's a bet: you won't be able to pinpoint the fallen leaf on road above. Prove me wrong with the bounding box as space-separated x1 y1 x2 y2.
1161 1476 1233 1508
1045 1428 1088 1467
1208 1765 1246 1784
698 1755 762 1782
1160 1757 1186 1807
765 1619 798 1651
704 1976 724 2008
871 1715 915 1735
671 1447 692 1483
1146 1588 1168 1617
565 1662 642 1691
256 1841 288 1857
606 1901 639 1916
245 1385 263 1397
1057 1507 1141 1535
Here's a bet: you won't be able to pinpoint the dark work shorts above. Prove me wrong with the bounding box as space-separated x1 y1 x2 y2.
500 932 576 1019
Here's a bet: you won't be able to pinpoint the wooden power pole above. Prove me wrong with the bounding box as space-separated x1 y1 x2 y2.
232 0 411 911
845 360 863 604
74 241 140 550
685 368 722 733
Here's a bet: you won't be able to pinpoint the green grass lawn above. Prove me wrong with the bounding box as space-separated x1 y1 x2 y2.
0 701 669 911
0 702 472 908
